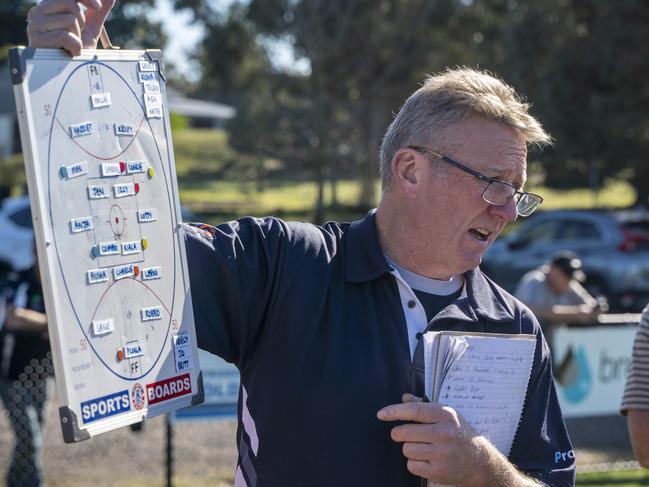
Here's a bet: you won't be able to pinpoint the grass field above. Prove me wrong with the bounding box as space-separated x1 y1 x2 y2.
577 469 649 486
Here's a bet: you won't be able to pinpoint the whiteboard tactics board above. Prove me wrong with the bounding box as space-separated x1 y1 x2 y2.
9 47 203 442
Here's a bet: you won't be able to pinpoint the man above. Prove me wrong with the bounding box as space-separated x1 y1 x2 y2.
0 248 52 487
620 305 649 468
515 251 601 346
27 1 574 485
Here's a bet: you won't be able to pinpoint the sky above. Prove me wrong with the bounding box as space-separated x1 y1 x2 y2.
149 0 310 83
149 0 205 81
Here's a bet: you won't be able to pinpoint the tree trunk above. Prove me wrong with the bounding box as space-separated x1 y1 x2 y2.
329 157 338 208
633 173 649 207
359 98 382 208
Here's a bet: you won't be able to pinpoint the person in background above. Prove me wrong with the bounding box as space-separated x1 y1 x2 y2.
0 246 52 487
621 305 649 467
514 251 602 346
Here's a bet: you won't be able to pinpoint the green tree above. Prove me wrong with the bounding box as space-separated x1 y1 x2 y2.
471 0 649 205
0 0 31 60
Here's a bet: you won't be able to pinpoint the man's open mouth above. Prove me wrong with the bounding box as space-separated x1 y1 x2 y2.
469 228 491 242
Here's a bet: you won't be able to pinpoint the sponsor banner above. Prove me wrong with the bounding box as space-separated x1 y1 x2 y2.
147 373 192 405
553 324 637 417
80 390 130 424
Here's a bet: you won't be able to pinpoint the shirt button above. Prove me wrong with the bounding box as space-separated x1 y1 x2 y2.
407 300 416 309
416 332 423 340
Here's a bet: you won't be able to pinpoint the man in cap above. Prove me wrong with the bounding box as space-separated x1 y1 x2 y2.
515 251 601 346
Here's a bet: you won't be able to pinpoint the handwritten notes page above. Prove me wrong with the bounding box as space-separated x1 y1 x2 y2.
422 331 536 487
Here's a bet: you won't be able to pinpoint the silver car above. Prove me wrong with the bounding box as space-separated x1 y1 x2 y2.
481 209 649 312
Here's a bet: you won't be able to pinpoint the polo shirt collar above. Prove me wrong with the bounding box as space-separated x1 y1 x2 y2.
345 210 392 283
438 268 517 324
345 210 516 324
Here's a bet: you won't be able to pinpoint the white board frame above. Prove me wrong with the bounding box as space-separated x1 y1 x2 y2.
9 47 203 442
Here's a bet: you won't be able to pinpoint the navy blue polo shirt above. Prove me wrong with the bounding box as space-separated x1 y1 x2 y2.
184 212 575 487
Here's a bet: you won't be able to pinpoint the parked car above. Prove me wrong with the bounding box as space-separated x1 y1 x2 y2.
481 208 649 312
0 195 34 272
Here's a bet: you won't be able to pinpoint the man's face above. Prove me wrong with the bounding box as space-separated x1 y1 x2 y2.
412 115 527 277
547 266 571 294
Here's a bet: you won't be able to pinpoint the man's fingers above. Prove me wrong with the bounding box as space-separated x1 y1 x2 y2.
28 13 83 38
29 0 82 17
82 0 115 48
390 422 442 443
402 441 436 461
406 459 436 479
80 0 103 9
401 393 423 403
377 402 450 423
29 30 83 57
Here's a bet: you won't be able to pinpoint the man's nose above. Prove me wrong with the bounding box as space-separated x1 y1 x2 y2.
488 198 518 222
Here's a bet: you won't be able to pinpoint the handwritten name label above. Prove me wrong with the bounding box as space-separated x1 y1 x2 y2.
138 60 157 72
173 333 190 347
122 241 142 255
140 267 160 281
113 182 138 198
113 263 135 280
137 209 157 223
101 162 122 177
114 123 135 136
70 217 93 233
92 318 114 336
125 340 145 358
146 105 163 119
87 185 108 199
144 93 162 106
61 161 88 179
142 81 160 94
99 241 121 256
70 122 93 138
138 71 157 82
87 268 108 284
126 161 146 174
141 306 162 321
90 92 112 108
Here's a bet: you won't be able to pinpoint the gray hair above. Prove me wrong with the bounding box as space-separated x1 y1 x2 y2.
379 67 551 189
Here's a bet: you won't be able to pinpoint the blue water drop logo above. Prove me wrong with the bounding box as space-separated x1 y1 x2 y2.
555 346 592 403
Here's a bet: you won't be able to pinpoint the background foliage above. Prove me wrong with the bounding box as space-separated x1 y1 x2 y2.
2 0 647 218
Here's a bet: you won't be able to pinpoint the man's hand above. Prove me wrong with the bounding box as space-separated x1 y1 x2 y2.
27 0 116 56
377 393 483 485
377 394 541 487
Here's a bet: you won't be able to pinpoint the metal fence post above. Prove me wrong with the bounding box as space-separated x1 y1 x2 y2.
166 413 174 487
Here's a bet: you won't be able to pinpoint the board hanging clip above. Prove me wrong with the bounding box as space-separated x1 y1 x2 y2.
99 26 120 50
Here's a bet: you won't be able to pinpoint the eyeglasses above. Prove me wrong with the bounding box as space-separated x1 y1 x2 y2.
407 145 543 217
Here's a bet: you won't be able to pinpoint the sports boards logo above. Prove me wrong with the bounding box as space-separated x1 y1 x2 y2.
131 383 146 410
146 373 192 405
81 390 130 424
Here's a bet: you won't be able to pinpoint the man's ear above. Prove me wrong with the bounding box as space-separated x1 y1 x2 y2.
391 148 420 197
